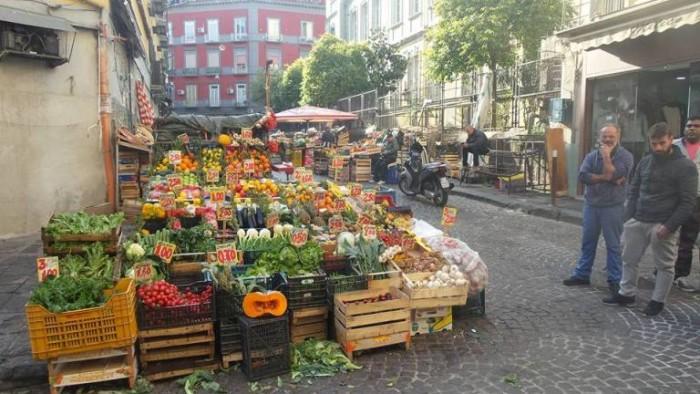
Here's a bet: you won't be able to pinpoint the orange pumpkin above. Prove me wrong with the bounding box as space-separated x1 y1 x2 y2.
242 291 287 318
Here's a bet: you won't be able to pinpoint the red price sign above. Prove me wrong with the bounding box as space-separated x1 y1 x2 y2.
242 128 253 139
350 183 362 197
133 263 155 283
168 150 182 165
291 228 308 247
216 243 238 265
332 157 345 170
401 236 416 251
328 215 344 234
36 257 59 282
293 168 305 181
154 241 176 264
314 191 326 206
209 186 226 203
159 194 176 210
243 159 255 174
362 191 376 204
334 199 346 212
362 224 377 240
167 175 183 190
177 133 190 145
300 171 314 184
217 206 233 221
206 167 220 183
441 206 458 227
357 214 373 226
226 170 238 186
266 213 280 229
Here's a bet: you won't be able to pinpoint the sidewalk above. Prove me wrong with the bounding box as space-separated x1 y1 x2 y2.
450 183 584 225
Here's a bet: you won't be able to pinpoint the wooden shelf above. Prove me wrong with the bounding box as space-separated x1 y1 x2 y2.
118 140 151 153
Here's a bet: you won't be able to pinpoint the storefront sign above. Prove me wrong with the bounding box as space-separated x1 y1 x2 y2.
350 183 362 197
167 175 183 191
177 133 190 145
242 128 253 139
133 263 155 283
243 159 255 174
362 191 376 204
265 212 280 229
36 257 59 282
206 167 220 183
159 194 176 210
291 228 308 247
362 224 377 240
217 206 233 221
209 187 226 203
216 243 238 265
168 150 182 165
154 241 176 264
441 207 458 227
328 215 344 234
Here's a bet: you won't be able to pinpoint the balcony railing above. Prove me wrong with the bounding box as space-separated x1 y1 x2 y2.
565 0 658 29
182 68 198 76
205 67 221 75
516 57 563 97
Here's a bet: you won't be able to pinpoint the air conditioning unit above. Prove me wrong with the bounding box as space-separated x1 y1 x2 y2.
1 27 60 56
227 88 235 95
177 89 185 96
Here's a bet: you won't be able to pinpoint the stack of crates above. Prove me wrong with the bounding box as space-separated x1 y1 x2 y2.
274 271 327 311
239 315 291 381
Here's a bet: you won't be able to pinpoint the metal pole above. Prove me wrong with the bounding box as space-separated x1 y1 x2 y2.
551 149 558 206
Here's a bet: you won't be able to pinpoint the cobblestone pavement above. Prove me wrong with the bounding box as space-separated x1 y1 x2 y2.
2 192 700 393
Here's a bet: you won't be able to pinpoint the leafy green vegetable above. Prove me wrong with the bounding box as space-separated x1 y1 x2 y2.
345 235 384 274
245 240 323 276
171 224 217 253
30 276 109 313
291 339 361 382
59 243 114 281
46 212 124 236
176 370 224 394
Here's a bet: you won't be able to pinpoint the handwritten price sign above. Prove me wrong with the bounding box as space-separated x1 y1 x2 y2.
167 175 183 190
334 199 345 212
362 224 377 240
216 243 238 265
328 215 344 234
401 236 416 251
266 213 280 229
206 167 220 183
226 170 238 186
36 257 59 282
300 171 314 184
357 214 373 226
133 263 155 283
243 159 255 174
154 241 176 264
242 128 253 139
209 187 226 203
362 191 376 204
168 150 182 165
217 206 233 221
291 228 308 247
332 157 345 170
177 133 190 145
350 183 362 197
441 207 458 227
159 194 176 210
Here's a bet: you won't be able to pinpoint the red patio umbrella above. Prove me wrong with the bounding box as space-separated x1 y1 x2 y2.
275 105 358 123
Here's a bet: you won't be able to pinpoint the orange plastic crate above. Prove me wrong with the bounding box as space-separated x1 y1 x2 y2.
26 278 138 360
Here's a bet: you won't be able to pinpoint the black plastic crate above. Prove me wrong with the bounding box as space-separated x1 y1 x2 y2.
215 274 273 323
287 289 327 309
137 279 215 330
217 320 242 355
273 272 327 310
327 267 368 304
239 315 290 381
454 289 486 317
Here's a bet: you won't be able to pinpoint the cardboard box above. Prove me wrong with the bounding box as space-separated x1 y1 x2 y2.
410 307 452 336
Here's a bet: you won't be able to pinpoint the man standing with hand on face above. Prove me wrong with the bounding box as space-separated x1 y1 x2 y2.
604 122 698 316
564 124 633 299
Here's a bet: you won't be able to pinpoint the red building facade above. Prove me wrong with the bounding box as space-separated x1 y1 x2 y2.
167 0 325 115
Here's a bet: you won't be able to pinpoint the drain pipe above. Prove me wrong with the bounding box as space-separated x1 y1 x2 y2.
99 22 116 211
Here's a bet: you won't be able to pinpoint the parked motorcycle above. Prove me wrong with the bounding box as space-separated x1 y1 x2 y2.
398 147 454 206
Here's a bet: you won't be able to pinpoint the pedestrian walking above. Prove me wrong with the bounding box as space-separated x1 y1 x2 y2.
604 122 698 316
673 116 700 292
563 124 634 294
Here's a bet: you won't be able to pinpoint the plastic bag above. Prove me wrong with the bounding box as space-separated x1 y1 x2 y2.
424 235 488 293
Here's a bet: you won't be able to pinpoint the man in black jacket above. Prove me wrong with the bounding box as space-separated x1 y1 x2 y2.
604 122 698 316
461 125 489 169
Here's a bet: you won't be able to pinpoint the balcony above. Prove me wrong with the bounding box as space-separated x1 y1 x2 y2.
182 68 198 76
234 65 248 74
299 36 314 44
205 67 221 75
265 34 283 42
516 57 563 97
233 33 248 41
235 100 248 107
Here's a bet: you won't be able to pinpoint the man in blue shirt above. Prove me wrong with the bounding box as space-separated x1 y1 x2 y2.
564 124 634 300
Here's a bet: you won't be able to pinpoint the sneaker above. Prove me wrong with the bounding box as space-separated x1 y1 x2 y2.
643 300 664 316
562 276 590 286
677 277 700 293
602 292 635 306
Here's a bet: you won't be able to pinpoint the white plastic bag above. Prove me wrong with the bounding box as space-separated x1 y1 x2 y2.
425 235 489 293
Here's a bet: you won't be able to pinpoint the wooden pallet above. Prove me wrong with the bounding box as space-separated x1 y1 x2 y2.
221 352 243 369
47 346 136 394
290 306 328 343
334 287 410 361
138 322 215 377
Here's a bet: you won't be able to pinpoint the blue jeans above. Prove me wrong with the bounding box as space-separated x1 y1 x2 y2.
572 203 624 284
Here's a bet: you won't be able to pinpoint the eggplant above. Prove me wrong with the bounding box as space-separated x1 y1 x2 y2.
255 207 264 228
247 207 257 228
236 208 245 229
240 207 249 228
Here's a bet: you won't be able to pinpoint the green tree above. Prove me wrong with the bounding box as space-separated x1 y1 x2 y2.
426 0 570 127
363 30 408 95
250 69 284 111
280 58 305 109
301 34 371 107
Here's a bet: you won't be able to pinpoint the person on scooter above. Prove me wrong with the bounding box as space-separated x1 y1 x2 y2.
373 133 399 184
409 136 424 171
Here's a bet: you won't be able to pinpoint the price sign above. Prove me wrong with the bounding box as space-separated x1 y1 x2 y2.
36 257 59 282
168 150 182 165
217 206 233 221
209 187 226 203
242 128 253 139
167 174 183 191
332 157 345 170
357 214 373 226
314 191 326 207
216 243 238 265
300 171 314 184
350 183 362 197
159 193 176 210
133 263 155 283
328 215 344 234
226 170 239 186
177 133 190 145
293 168 305 182
154 241 176 264
291 228 308 247
243 159 255 174
265 212 280 229
362 191 376 204
441 206 458 227
401 236 416 251
206 167 220 183
334 199 346 212
362 224 377 240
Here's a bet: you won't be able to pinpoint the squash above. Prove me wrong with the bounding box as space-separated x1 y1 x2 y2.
242 291 287 318
218 134 232 146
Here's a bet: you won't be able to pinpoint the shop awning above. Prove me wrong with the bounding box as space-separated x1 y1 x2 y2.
275 105 358 123
0 5 75 32
557 2 700 51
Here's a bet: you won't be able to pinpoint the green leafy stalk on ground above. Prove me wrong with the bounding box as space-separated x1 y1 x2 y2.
291 339 361 382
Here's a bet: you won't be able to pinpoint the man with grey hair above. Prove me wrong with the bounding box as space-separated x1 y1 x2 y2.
564 124 634 301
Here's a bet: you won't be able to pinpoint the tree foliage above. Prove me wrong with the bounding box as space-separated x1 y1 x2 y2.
301 34 371 107
250 59 305 112
363 30 408 95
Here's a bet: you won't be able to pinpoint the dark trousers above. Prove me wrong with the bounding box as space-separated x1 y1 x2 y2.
463 146 484 167
675 200 700 278
373 154 396 181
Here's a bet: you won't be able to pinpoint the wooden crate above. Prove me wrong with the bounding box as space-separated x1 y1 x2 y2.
401 272 469 309
290 306 328 343
221 352 243 369
334 287 411 361
440 154 461 178
41 223 121 256
367 262 402 290
138 322 216 381
47 346 136 394
352 158 372 182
